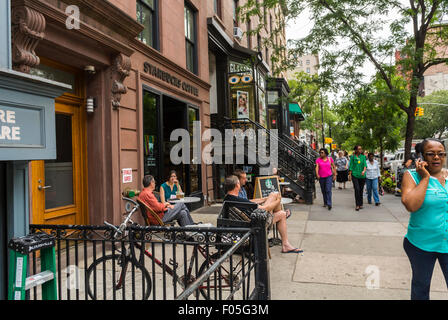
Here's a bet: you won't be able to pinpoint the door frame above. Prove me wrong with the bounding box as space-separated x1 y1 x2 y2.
30 58 88 225
141 85 202 195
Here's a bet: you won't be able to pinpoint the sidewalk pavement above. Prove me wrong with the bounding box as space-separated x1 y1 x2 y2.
192 184 448 300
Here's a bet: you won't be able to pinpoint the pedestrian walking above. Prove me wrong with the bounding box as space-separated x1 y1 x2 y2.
316 148 336 210
401 138 448 300
349 145 367 211
366 152 381 206
335 150 349 189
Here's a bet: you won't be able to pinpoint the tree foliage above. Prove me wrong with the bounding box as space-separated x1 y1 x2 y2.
240 0 448 160
332 73 407 160
414 90 448 139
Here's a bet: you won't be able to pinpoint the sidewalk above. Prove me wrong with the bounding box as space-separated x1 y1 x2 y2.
192 185 448 300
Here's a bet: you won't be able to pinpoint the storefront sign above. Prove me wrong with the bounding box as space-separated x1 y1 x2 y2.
143 62 199 97
0 105 43 147
229 61 252 74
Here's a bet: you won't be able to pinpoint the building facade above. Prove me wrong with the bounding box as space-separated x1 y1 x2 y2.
207 0 290 199
286 54 319 79
4 0 212 235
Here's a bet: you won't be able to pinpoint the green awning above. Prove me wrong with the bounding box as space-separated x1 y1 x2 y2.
289 103 303 114
289 102 305 121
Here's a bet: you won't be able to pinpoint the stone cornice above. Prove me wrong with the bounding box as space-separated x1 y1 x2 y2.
15 0 143 57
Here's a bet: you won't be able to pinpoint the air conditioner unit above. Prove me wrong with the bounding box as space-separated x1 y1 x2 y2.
233 27 243 40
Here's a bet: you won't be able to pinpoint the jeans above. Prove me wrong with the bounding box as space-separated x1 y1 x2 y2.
366 178 380 204
163 202 194 226
319 176 333 207
352 176 366 207
403 237 448 300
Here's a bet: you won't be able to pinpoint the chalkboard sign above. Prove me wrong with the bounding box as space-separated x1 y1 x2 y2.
254 176 280 199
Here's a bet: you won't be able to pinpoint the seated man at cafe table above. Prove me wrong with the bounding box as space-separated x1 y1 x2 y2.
224 175 302 254
233 169 291 219
138 175 195 227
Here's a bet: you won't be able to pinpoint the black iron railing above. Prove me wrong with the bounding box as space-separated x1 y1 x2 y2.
222 117 316 204
27 221 270 300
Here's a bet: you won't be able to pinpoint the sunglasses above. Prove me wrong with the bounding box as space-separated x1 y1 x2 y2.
424 152 447 158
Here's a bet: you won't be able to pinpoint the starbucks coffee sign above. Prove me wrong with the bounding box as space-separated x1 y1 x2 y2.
143 62 199 97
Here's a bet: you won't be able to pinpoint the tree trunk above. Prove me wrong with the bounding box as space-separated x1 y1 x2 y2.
404 98 417 161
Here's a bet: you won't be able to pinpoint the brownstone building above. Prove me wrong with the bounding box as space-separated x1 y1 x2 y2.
207 0 290 198
12 0 211 227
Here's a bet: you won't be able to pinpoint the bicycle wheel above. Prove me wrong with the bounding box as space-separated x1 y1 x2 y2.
86 254 152 300
197 253 245 300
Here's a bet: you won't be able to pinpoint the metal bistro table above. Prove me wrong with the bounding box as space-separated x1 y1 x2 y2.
168 196 201 204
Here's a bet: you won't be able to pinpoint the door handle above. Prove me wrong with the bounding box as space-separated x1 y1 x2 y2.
38 185 52 191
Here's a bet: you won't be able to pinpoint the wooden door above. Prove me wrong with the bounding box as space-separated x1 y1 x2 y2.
31 102 86 225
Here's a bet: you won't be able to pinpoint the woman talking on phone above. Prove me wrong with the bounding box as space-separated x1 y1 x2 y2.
401 138 448 300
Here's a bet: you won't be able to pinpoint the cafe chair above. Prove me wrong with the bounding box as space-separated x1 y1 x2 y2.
136 199 175 227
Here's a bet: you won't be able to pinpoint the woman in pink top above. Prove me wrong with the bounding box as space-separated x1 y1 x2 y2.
315 148 336 210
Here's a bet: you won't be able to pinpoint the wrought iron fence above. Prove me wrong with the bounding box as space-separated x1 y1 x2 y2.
27 220 270 300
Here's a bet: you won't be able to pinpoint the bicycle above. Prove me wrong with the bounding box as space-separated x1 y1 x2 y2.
85 197 252 300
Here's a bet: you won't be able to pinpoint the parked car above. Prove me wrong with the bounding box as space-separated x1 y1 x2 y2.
389 149 405 176
382 153 395 170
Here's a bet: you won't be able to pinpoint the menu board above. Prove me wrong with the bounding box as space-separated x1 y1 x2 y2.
253 176 280 199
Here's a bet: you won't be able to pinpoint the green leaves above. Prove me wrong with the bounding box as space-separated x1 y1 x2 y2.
415 90 448 139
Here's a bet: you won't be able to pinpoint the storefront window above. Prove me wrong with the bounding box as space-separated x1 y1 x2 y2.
143 91 160 179
188 107 200 193
229 61 255 121
258 88 267 127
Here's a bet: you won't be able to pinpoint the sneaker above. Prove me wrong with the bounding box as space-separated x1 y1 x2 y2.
328 206 332 211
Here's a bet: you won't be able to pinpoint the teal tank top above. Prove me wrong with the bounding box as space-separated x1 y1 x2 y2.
161 182 178 200
406 169 448 253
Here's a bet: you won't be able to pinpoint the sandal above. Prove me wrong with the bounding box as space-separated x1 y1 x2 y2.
281 248 304 254
285 209 292 219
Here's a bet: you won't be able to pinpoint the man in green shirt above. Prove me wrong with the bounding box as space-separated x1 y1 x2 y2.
349 145 367 211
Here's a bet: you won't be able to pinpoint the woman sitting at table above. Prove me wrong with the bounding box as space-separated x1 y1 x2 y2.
160 170 183 204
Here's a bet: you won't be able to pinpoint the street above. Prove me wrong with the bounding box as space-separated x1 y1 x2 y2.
194 184 448 300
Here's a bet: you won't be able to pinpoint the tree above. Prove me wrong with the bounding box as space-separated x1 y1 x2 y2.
332 74 407 168
240 0 448 160
288 71 336 148
414 90 448 139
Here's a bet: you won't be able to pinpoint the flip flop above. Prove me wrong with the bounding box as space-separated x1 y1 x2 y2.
281 248 303 254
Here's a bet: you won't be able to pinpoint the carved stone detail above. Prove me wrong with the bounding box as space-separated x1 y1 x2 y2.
111 53 131 110
11 5 46 73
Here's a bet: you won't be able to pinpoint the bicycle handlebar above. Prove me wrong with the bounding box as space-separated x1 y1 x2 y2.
122 196 138 206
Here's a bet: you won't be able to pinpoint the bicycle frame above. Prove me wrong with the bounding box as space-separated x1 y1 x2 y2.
106 197 247 298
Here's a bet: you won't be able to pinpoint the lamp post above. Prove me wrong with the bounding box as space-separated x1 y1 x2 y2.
320 93 325 148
